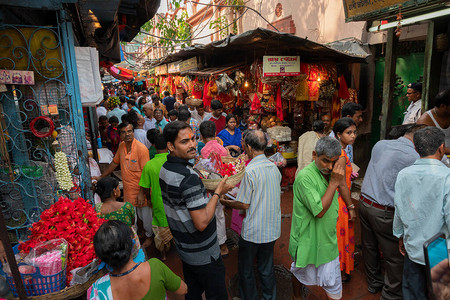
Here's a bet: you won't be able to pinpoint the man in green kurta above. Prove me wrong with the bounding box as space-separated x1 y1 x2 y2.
289 136 345 300
139 132 172 260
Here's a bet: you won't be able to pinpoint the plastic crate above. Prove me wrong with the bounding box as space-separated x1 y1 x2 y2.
0 245 66 297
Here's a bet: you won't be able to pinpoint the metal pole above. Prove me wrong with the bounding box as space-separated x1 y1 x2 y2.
0 211 28 299
422 21 434 112
87 107 99 162
59 10 93 201
380 28 398 140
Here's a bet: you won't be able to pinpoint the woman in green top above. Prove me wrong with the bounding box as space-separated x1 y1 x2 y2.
88 220 187 300
95 177 134 226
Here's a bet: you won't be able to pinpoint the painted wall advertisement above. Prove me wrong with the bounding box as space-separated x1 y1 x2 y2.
263 56 300 77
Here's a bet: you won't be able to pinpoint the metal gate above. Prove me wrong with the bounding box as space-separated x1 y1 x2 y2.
0 11 91 242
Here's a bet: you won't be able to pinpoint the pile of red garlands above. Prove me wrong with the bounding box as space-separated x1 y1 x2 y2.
18 197 106 285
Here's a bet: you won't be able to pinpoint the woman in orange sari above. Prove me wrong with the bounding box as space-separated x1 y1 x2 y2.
333 117 357 282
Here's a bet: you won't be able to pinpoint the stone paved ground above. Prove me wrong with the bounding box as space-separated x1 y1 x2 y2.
148 181 385 300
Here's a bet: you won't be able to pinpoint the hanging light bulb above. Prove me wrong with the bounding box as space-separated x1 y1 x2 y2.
244 80 249 88
317 74 321 82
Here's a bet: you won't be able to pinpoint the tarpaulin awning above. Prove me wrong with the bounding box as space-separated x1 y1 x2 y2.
101 61 137 81
326 38 372 59
151 28 369 67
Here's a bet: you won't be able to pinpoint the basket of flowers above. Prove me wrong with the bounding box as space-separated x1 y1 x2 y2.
185 97 203 107
194 154 246 190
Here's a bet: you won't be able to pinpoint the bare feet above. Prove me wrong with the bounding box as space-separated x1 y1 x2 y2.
142 237 153 249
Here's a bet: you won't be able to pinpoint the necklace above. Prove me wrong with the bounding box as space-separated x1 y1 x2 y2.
110 262 141 277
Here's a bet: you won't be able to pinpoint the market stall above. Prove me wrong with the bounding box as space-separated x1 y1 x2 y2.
144 28 367 185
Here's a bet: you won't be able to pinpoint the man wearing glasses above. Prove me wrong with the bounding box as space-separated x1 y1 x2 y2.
403 82 422 124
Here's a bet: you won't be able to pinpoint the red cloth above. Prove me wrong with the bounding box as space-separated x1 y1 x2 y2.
308 64 320 81
217 93 233 109
276 84 283 121
258 81 263 93
209 115 226 135
338 75 350 99
308 81 319 101
192 78 203 99
331 94 341 125
203 80 212 107
251 93 261 110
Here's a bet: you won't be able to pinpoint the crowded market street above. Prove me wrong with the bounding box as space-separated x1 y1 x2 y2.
0 1 449 299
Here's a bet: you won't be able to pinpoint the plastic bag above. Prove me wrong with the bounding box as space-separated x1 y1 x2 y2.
268 152 287 168
27 239 68 276
194 158 216 173
69 259 100 286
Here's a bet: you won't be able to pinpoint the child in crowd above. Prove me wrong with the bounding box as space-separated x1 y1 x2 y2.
147 128 160 160
106 116 120 154
199 121 229 256
209 100 226 134
98 115 109 147
168 109 178 122
200 121 228 159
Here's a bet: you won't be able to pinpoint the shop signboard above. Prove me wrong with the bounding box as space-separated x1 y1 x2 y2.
168 61 181 74
155 64 168 75
343 0 432 22
180 57 198 73
263 56 300 77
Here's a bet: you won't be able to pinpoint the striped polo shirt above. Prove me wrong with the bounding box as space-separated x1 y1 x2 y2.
159 155 220 265
236 154 282 243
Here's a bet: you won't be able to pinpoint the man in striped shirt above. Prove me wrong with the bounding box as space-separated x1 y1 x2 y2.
221 129 282 300
160 121 233 300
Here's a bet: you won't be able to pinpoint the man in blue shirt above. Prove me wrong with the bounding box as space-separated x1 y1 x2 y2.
162 90 177 112
393 126 450 299
359 124 423 299
127 98 141 115
154 108 168 132
220 130 282 300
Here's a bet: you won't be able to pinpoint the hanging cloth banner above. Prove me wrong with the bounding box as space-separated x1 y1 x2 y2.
192 78 203 99
75 47 103 106
251 93 261 110
276 84 283 121
338 75 350 99
203 80 212 107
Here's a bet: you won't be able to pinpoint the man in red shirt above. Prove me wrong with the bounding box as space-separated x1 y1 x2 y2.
208 100 226 135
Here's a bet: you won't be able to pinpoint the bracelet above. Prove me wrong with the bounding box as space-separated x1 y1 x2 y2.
347 204 355 209
213 192 221 198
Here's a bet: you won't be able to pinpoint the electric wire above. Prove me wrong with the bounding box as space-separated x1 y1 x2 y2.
119 1 278 65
